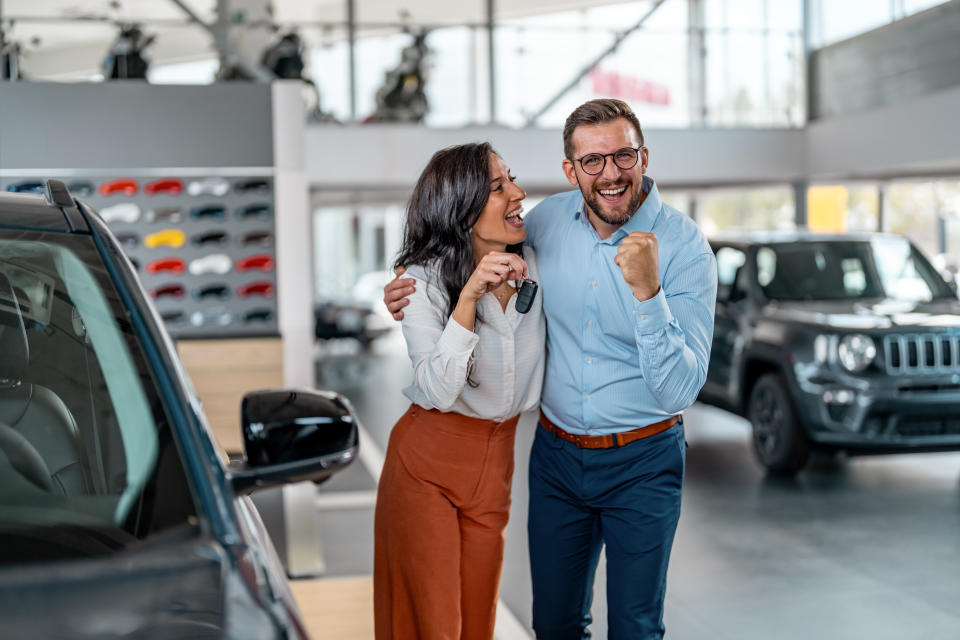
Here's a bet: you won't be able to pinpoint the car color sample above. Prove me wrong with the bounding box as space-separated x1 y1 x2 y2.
66 180 95 197
233 178 270 194
146 258 186 275
99 202 141 224
150 283 186 298
235 254 274 272
115 232 139 249
144 178 184 196
239 230 273 247
186 178 230 197
6 181 44 194
190 307 232 327
194 283 230 299
191 230 230 247
188 253 232 276
236 203 271 219
144 229 186 249
99 178 139 196
145 207 184 224
242 308 274 323
190 205 227 220
237 281 274 298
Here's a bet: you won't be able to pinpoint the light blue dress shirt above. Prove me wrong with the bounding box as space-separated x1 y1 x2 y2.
524 175 717 435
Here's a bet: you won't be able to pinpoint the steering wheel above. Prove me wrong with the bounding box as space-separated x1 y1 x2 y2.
0 421 54 492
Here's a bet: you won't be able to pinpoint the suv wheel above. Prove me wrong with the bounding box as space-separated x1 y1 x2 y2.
748 372 810 474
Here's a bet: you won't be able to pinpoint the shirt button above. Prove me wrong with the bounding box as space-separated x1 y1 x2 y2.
591 281 598 287
587 428 595 435
587 320 593 327
586 358 592 364
638 314 647 320
586 395 592 403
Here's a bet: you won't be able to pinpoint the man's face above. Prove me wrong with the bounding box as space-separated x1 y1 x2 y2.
562 119 649 229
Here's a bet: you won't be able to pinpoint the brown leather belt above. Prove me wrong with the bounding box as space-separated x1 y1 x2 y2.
538 410 679 449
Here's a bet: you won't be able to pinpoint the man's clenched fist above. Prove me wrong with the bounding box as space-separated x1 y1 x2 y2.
614 231 661 301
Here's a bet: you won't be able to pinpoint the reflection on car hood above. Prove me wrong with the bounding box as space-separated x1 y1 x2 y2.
0 534 278 639
763 298 960 330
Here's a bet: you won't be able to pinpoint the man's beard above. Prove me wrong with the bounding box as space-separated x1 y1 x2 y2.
580 179 646 228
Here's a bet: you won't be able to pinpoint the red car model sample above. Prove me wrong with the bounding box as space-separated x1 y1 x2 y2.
235 254 275 273
144 178 184 196
150 283 187 299
146 258 186 275
99 178 139 196
236 281 275 298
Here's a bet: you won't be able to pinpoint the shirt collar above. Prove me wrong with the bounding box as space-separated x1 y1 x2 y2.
574 175 661 243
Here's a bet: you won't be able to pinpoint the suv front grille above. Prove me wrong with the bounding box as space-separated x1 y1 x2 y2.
883 333 960 375
896 415 960 437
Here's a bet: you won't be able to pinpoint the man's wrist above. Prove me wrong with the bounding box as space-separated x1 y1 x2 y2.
632 284 661 302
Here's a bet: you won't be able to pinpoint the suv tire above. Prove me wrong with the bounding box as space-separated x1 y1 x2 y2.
748 372 810 474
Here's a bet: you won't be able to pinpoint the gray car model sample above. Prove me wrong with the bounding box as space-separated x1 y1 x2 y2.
700 231 960 474
0 181 359 638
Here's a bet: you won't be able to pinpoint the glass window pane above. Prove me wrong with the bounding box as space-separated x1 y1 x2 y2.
700 186 795 233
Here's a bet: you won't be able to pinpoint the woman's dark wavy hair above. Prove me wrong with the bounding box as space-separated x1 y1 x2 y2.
394 142 521 320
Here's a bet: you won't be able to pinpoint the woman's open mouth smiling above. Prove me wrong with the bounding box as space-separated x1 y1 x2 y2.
505 206 524 228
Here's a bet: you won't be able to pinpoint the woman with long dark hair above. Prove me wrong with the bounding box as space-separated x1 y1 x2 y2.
373 142 545 639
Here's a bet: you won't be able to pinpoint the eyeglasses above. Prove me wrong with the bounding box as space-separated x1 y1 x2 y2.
573 146 644 175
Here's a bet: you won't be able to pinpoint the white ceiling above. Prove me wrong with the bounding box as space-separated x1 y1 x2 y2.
2 0 646 77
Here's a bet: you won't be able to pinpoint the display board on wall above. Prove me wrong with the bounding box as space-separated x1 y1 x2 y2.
1 173 279 339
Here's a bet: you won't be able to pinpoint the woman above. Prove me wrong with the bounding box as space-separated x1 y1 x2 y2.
373 142 545 639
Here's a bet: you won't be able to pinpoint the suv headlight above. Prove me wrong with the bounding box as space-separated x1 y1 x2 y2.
838 334 877 372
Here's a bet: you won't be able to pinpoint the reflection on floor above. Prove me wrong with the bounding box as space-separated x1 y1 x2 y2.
297 330 960 639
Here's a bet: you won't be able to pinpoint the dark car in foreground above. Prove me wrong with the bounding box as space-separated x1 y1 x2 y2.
0 181 359 637
700 232 960 474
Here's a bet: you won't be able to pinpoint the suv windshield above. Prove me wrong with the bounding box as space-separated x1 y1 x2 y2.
0 230 197 565
755 238 954 302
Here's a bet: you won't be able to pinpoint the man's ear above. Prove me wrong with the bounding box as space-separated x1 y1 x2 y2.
639 146 650 174
562 159 578 187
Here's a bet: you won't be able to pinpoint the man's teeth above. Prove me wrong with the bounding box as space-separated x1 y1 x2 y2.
599 186 627 196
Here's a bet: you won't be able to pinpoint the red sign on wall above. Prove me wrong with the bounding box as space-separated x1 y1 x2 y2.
589 68 671 106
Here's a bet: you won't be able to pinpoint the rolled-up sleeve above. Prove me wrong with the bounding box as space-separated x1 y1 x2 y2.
401 276 479 411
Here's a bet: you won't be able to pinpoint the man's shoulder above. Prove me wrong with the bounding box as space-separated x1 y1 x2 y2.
655 201 710 252
528 189 581 219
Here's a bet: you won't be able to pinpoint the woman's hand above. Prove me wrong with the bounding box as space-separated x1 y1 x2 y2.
461 252 528 302
453 252 527 331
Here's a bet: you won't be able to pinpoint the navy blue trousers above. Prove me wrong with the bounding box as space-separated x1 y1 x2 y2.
527 420 685 640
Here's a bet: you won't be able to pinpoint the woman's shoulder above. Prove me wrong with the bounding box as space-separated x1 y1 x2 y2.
404 260 441 283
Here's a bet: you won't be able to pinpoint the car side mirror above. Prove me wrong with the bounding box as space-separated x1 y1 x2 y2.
228 389 359 495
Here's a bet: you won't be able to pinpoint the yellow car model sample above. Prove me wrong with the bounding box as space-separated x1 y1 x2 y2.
144 229 186 249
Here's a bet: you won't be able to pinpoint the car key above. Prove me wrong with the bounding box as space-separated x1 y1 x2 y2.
516 278 538 314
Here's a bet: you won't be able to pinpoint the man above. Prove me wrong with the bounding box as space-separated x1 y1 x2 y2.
384 98 717 639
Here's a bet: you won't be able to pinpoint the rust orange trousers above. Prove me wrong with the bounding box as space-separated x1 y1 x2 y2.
373 404 519 640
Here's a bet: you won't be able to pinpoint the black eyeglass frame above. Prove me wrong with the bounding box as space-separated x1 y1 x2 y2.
572 145 645 175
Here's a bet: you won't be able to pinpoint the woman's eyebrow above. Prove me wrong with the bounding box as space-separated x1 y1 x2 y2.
489 176 504 185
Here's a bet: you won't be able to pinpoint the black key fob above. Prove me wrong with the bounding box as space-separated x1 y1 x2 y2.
516 279 538 314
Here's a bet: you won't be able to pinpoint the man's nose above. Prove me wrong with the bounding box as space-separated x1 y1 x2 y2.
600 156 622 181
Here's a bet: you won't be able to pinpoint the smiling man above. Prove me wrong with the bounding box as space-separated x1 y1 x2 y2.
384 98 717 639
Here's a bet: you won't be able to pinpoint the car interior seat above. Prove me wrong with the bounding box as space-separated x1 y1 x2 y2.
0 273 86 495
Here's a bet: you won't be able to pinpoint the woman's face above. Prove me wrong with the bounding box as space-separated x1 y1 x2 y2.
471 153 527 257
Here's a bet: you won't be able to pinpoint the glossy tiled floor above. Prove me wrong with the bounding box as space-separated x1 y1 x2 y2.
302 331 960 639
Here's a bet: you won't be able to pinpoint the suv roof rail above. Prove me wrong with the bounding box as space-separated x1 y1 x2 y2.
44 179 74 208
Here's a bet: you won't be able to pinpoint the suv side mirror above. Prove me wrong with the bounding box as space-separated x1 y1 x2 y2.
228 389 359 495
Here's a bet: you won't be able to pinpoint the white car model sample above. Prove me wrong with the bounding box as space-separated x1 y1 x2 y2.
99 203 141 224
188 253 233 276
186 177 230 197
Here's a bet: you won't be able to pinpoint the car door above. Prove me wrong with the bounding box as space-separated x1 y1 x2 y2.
704 245 749 404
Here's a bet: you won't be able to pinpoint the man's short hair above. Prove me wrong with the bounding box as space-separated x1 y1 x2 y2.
563 98 645 160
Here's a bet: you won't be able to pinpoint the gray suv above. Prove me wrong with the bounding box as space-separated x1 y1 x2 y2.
699 232 960 473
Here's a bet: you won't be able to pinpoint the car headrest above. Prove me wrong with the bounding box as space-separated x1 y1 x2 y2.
0 273 29 388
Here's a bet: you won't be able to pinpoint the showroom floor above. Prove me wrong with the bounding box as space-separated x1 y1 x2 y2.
303 330 960 639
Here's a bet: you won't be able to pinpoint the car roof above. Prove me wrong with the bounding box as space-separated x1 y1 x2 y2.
709 230 904 246
0 182 89 233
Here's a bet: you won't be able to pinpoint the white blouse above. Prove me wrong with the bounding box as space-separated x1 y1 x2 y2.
401 246 546 422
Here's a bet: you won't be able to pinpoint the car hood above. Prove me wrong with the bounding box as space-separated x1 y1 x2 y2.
762 298 960 330
0 532 280 639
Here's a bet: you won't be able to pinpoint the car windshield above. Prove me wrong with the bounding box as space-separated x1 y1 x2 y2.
755 238 954 302
0 231 198 565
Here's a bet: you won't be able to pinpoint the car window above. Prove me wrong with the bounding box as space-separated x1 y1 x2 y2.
715 247 746 286
756 239 952 302
0 231 198 565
